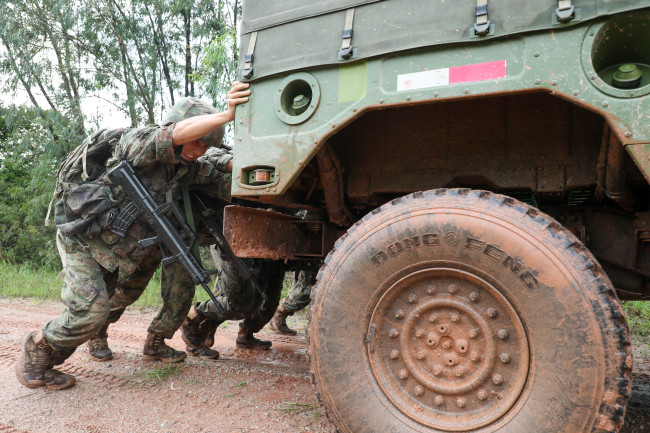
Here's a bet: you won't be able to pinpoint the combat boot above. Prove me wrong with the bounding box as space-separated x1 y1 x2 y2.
15 331 76 390
268 304 297 335
180 304 220 359
236 325 272 350
142 332 187 362
86 322 113 361
204 328 216 348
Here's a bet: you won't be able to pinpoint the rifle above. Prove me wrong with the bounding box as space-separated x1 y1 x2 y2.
106 160 225 314
192 193 269 303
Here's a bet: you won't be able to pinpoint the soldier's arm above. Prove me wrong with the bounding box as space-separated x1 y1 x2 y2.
188 148 233 202
172 82 250 146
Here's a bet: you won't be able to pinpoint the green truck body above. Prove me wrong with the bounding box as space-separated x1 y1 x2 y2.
225 2 650 432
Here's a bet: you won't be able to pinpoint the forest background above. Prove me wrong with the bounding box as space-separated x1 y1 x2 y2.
0 0 239 271
0 0 249 307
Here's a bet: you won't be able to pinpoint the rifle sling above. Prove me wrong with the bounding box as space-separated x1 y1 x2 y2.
181 178 202 265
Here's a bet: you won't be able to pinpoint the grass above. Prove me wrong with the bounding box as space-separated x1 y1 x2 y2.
0 261 211 309
624 301 650 340
143 362 184 382
277 401 322 420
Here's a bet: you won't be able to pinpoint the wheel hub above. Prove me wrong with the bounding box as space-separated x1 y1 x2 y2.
368 267 529 431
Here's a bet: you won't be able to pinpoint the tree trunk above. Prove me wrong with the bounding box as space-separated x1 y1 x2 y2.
183 8 193 97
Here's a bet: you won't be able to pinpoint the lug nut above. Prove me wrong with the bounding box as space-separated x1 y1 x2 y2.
492 374 504 385
428 314 437 323
414 385 424 396
451 313 460 323
399 369 409 380
416 351 426 360
445 354 458 366
426 332 439 347
390 350 400 360
433 365 443 376
448 284 459 294
427 285 436 295
415 328 424 338
487 308 498 318
470 351 481 362
456 339 469 354
434 396 444 406
455 368 466 378
395 309 405 319
408 294 419 304
498 329 509 340
436 324 450 335
468 328 479 339
500 353 510 364
469 292 480 302
389 329 399 338
478 390 488 401
456 398 467 408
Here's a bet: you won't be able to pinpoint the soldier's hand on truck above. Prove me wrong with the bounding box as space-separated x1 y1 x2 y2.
226 81 250 120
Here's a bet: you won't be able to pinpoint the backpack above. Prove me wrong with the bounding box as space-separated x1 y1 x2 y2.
45 128 130 226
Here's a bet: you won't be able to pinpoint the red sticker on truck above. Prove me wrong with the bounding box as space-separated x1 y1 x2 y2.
397 60 507 92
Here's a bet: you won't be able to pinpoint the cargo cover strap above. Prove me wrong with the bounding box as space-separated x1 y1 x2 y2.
474 0 490 36
242 31 258 79
338 8 355 59
556 0 575 23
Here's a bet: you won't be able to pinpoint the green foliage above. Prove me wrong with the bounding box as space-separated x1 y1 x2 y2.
0 261 211 308
0 105 81 269
277 402 322 420
144 362 183 382
624 301 650 339
0 1 242 270
0 261 61 299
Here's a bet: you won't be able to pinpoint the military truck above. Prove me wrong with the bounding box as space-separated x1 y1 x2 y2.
226 1 650 431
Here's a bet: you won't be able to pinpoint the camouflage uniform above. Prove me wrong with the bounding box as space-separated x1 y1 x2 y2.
194 246 286 334
43 125 232 350
281 269 314 314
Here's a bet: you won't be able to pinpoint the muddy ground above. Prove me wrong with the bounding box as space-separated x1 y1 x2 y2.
0 298 648 433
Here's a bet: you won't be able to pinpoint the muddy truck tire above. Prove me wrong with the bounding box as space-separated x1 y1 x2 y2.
310 189 632 433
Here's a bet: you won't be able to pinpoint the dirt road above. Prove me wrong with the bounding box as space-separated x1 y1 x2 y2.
0 298 648 433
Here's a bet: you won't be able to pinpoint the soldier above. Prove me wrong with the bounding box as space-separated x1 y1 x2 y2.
180 246 286 359
268 269 314 335
15 82 250 390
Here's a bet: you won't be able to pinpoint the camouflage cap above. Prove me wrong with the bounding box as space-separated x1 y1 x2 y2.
162 97 224 148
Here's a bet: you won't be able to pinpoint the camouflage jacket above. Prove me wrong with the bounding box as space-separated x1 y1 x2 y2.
54 123 232 278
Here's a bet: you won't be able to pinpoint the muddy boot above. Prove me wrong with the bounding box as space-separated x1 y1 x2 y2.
142 332 187 362
268 305 297 336
204 328 216 348
15 331 76 390
180 304 219 359
86 322 113 362
236 325 272 350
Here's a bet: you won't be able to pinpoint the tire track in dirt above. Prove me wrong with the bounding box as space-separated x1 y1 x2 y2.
0 342 140 390
0 423 31 433
55 363 135 389
0 343 20 367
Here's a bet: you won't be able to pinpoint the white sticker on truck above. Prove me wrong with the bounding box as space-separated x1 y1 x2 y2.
397 60 507 92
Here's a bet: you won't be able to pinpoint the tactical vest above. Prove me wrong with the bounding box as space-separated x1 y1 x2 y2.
46 128 132 234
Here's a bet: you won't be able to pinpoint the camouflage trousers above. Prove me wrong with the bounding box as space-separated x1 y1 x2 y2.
281 269 314 314
104 249 196 340
194 246 285 333
42 231 195 350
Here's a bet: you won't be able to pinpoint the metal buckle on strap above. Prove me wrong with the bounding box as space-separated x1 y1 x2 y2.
242 32 258 79
474 0 490 36
556 0 575 23
338 8 356 60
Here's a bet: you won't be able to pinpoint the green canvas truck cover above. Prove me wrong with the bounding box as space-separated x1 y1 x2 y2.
240 0 649 80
